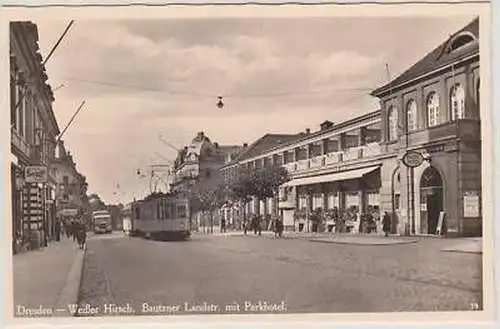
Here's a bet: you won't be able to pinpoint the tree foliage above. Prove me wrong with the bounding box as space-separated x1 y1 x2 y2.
227 164 290 202
190 184 226 213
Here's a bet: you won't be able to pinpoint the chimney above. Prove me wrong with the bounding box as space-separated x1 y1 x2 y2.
214 142 219 148
305 128 311 135
320 120 334 130
243 143 248 148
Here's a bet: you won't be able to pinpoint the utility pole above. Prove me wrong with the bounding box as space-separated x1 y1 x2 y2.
57 100 86 143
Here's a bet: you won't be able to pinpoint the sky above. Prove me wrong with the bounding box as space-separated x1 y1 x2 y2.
33 15 475 204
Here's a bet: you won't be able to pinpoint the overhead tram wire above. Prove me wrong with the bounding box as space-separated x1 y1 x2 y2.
59 75 374 99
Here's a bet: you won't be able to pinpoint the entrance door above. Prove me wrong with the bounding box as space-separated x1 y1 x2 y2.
420 167 443 235
426 192 443 234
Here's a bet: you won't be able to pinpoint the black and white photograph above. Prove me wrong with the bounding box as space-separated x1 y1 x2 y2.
2 0 495 325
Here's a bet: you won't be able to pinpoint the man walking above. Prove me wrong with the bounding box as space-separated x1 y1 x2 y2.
382 211 391 237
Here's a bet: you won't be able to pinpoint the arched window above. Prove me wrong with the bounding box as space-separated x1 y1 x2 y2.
427 92 440 127
450 83 465 121
406 99 418 132
387 105 398 141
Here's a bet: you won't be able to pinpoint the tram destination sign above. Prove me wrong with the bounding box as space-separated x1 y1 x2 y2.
402 151 424 168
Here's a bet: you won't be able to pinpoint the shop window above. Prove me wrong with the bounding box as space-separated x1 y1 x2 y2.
450 83 465 121
406 99 418 132
387 105 398 141
427 92 440 127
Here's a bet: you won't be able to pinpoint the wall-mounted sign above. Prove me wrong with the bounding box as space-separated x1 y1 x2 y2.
463 191 480 217
25 166 48 183
420 203 427 212
402 151 424 168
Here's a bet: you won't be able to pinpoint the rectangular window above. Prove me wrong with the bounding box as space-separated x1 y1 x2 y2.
63 176 69 185
177 205 187 218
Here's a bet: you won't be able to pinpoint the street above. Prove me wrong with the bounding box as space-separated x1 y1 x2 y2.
77 232 482 315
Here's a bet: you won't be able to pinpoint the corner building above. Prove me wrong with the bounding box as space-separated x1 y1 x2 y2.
221 17 482 237
372 17 481 237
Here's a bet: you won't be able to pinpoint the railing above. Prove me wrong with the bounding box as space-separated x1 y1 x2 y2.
11 128 31 158
281 143 382 174
297 159 309 170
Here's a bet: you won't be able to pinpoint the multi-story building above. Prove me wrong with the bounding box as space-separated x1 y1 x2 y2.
170 131 244 230
51 141 88 227
220 17 482 237
371 17 481 237
10 21 61 252
221 132 306 228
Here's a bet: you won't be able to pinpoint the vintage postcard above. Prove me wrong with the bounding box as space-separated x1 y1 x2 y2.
1 0 495 327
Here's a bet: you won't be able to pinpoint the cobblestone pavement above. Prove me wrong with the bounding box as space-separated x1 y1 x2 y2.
77 233 482 316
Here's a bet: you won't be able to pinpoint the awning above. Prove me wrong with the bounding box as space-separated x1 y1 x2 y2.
282 166 380 187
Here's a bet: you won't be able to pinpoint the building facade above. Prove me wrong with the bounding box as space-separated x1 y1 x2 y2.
170 131 244 231
51 141 88 227
220 17 482 237
10 22 61 252
371 17 481 237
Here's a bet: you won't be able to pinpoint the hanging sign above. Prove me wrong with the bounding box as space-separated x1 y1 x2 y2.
463 191 480 217
402 151 424 168
25 166 48 183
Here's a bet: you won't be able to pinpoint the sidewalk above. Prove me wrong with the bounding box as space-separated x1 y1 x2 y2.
310 234 418 245
441 237 482 254
13 236 85 317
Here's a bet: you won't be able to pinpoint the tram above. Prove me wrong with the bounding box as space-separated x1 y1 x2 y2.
131 193 191 240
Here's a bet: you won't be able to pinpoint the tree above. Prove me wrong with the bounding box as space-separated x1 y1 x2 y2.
226 164 290 229
190 185 225 233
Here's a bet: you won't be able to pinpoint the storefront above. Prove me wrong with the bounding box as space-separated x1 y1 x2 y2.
283 165 382 232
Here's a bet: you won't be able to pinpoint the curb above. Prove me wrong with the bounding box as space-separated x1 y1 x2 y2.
53 246 86 317
441 249 482 255
309 238 419 246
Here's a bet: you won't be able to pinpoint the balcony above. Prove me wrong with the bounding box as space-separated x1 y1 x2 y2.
283 162 297 173
281 143 383 175
309 155 325 169
11 127 31 159
325 152 342 165
297 159 309 171
343 147 363 161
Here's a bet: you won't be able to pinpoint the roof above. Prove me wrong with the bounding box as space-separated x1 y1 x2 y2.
228 133 302 165
217 145 243 155
221 109 381 168
371 17 479 97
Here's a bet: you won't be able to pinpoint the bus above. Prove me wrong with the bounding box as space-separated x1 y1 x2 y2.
131 193 191 240
92 210 112 234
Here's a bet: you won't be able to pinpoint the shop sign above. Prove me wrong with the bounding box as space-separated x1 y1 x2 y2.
25 166 48 183
463 191 480 217
420 203 427 212
402 151 424 168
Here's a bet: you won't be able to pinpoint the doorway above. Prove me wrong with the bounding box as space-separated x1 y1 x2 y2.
420 167 443 235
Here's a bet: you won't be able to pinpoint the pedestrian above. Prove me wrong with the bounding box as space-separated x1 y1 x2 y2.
76 223 87 250
71 221 78 242
276 218 284 238
221 218 226 233
382 211 391 237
